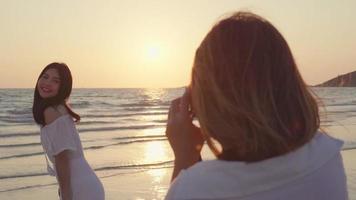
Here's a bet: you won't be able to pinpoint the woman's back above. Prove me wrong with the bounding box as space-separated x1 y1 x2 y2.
166 133 347 200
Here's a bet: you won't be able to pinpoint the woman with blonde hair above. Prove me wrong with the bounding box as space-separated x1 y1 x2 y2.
165 12 347 199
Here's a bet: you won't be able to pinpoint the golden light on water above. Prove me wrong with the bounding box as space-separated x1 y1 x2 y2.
143 140 170 192
138 88 172 194
142 88 167 100
144 141 168 163
147 167 167 183
144 141 170 199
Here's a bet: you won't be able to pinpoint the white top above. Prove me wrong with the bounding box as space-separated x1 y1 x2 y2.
40 114 85 176
165 133 348 200
40 114 105 200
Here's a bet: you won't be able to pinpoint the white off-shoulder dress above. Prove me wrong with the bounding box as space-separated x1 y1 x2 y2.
40 114 105 200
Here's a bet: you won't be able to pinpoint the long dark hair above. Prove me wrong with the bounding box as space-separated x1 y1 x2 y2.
32 62 80 126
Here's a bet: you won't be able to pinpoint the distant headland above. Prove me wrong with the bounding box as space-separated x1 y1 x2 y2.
316 71 356 87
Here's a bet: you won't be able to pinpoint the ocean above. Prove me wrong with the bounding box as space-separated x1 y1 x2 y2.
0 88 356 199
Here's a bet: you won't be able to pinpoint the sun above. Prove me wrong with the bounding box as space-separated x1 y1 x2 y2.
145 45 161 61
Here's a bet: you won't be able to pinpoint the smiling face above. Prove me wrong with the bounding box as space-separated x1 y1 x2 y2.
36 68 61 99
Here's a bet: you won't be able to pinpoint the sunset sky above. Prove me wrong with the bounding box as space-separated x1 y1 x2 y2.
0 0 355 88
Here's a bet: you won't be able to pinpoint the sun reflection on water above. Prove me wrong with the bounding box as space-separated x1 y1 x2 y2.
144 138 170 172
142 88 168 101
144 141 168 163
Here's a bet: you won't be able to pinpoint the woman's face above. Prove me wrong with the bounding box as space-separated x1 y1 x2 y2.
37 68 61 99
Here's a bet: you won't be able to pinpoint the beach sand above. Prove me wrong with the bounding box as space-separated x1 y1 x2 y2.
342 149 356 200
1 149 355 200
0 167 172 200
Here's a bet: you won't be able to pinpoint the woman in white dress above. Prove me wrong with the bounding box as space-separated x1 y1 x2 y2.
165 12 348 199
32 62 105 200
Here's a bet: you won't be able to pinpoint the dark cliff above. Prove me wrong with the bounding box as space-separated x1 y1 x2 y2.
317 71 356 87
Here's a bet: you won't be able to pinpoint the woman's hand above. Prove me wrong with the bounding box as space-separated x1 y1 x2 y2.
166 88 204 181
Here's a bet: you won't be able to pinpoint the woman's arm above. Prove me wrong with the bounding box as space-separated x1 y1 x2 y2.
55 150 73 200
44 106 73 199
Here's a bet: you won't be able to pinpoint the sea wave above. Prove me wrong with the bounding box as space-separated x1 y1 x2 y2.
0 117 34 124
6 108 32 115
0 132 38 138
343 141 356 151
0 124 165 138
342 146 356 151
85 138 167 150
78 124 163 132
82 111 167 118
71 101 91 108
0 160 173 181
120 101 170 107
79 120 118 125
0 162 173 193
120 102 158 107
0 135 167 160
0 182 58 193
0 110 168 125
326 101 356 107
0 151 44 160
0 142 41 148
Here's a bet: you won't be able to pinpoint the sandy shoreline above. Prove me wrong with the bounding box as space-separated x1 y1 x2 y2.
341 149 356 200
1 149 355 200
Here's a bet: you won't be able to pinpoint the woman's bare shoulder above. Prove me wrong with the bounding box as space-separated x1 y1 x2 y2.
44 106 67 125
55 104 69 115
